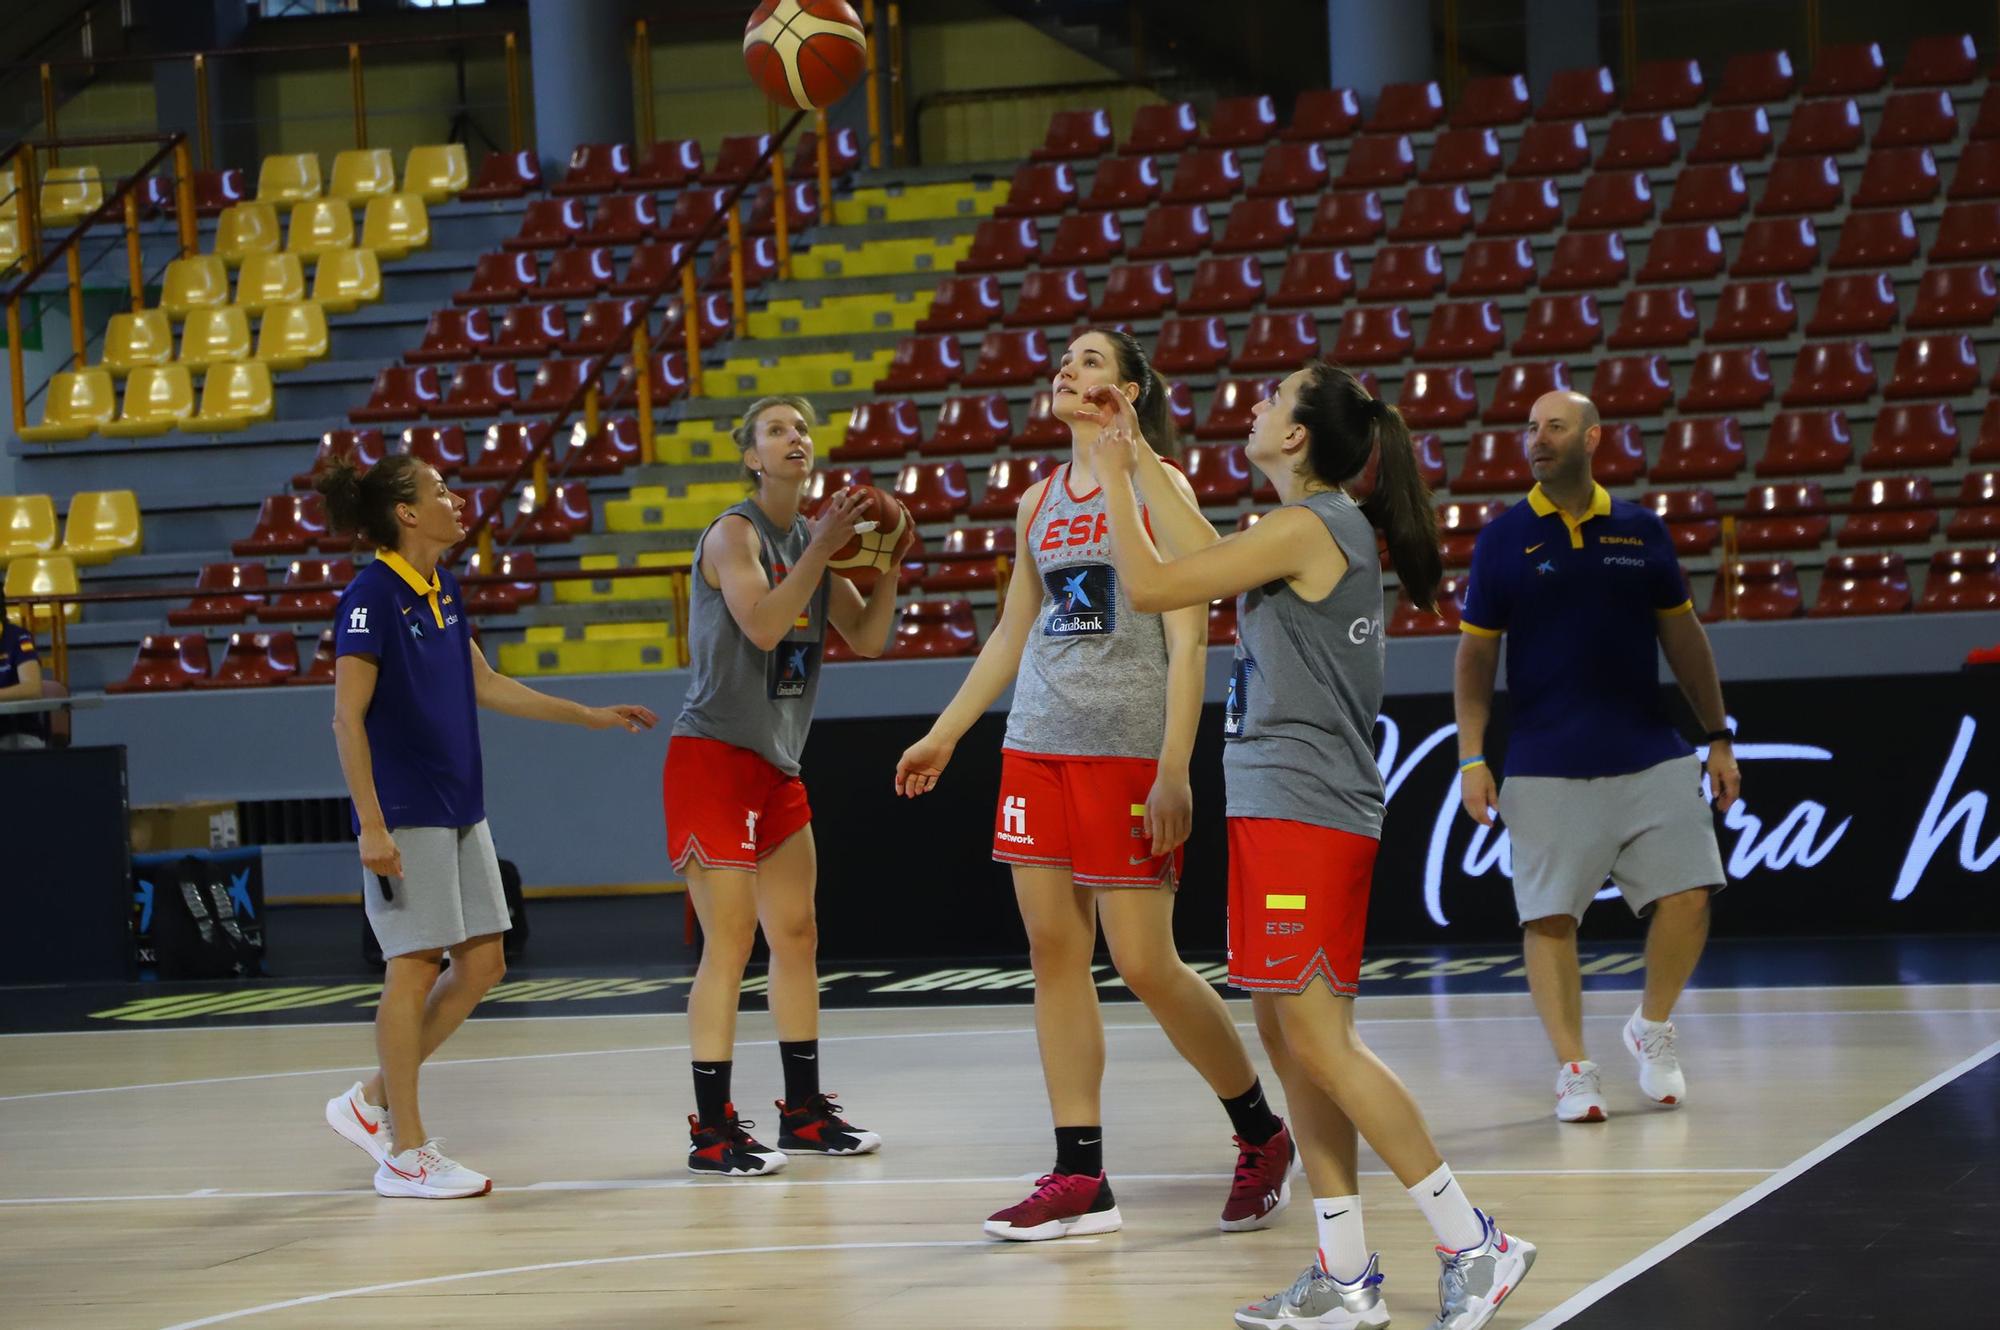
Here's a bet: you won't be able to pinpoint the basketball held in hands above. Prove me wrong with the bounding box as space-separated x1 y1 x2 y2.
822 485 914 588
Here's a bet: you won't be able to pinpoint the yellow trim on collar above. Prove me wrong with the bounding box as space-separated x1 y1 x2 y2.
1526 482 1612 549
378 550 445 628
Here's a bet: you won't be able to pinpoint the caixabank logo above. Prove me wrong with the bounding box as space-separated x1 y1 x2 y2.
1042 564 1116 637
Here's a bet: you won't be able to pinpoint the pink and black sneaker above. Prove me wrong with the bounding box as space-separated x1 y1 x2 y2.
776 1092 882 1155
1220 1120 1297 1231
983 1171 1123 1241
687 1102 787 1176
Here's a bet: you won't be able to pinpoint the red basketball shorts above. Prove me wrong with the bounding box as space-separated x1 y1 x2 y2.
1226 817 1378 995
993 749 1182 889
663 734 812 873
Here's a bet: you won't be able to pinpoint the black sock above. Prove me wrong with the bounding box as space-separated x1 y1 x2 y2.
692 1060 732 1127
1054 1125 1104 1177
1222 1078 1284 1145
779 1040 820 1107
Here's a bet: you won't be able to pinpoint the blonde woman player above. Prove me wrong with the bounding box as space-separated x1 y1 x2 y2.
896 329 1296 1241
666 394 906 1175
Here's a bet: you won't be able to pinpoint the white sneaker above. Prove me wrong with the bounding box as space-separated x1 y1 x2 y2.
1554 1060 1607 1123
1623 1010 1686 1107
325 1081 391 1164
373 1140 492 1199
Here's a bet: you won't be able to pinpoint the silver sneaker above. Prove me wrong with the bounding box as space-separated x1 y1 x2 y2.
1426 1211 1535 1330
1236 1253 1392 1329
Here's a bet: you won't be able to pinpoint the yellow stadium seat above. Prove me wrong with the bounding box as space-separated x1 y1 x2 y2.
19 370 116 442
59 490 142 566
255 300 329 371
286 199 353 260
102 364 196 437
716 350 893 398
793 235 973 280
177 306 253 369
0 217 20 274
402 144 468 203
181 361 274 432
328 148 396 202
747 292 933 340
97 310 174 377
311 247 381 313
5 555 80 626
39 166 103 225
0 495 60 563
256 153 322 204
212 202 281 267
0 167 14 217
498 635 604 677
160 255 230 320
361 192 430 260
833 181 1002 226
235 252 306 312
815 412 849 457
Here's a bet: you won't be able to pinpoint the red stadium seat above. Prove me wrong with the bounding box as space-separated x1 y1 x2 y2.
699 235 778 292
1123 101 1200 155
971 454 1059 518
1417 301 1505 362
885 599 980 659
505 198 590 250
1537 66 1617 120
658 187 731 242
1335 306 1414 364
1932 202 2000 260
1802 41 1886 97
1898 33 1980 86
1183 256 1266 313
1413 434 1450 489
1779 98 1865 157
893 461 972 522
1856 145 1943 210
923 526 1010 593
580 193 661 245
1664 163 1750 222
1250 142 1330 197
1949 141 2000 199
1757 155 1843 215
1392 185 1474 239
657 291 732 350
561 298 649 356
1182 444 1254 502
434 362 518 419
1508 122 1591 179
1709 279 1800 341
958 218 1041 272
922 394 1012 456
1270 250 1357 307
1090 262 1177 320
1014 391 1071 449
1783 340 1879 406
552 142 631 195
1512 293 1603 354
1593 422 1649 484
606 349 689 408
1877 90 1959 147
1401 366 1483 428
405 425 469 478
517 360 594 415
1164 148 1246 204
350 365 442 423
1731 217 1820 276
1910 263 1999 328
1804 272 1899 336
1197 378 1280 441
1129 203 1213 259
629 138 703 190
1215 197 1298 253
875 335 964 392
1153 316 1232 375
1598 114 1681 169
1004 269 1092 327
1203 95 1281 147
461 420 541 482
1304 190 1386 245
1975 85 2000 140
1592 354 1675 418
805 468 876 510
1642 487 1722 555
1757 410 1854 477
1609 286 1699 348
1437 500 1509 566
1452 237 1540 295
833 398 924 460
1454 74 1531 127
1884 333 1981 399
490 303 568 359
235 494 328 556
918 275 1004 331
1978 405 2000 463
1920 548 2000 612
407 308 492 363
190 631 301 690
293 635 336 685
1043 212 1124 267
961 329 1052 388
454 251 538 305
1948 470 2000 541
562 418 640 476
1233 312 1320 372
1361 244 1445 301
1652 416 1747 480
534 247 617 299
262 558 356 623
1811 553 1912 617
1636 224 1724 283
1423 129 1504 183
1690 106 1774 163
1543 231 1629 291
1709 559 1803 620
1680 347 1774 412
169 562 267 626
1477 178 1564 235
1387 576 1470 636
293 427 388 489
1452 430 1532 493
1284 88 1363 141
1080 155 1162 210
1840 475 1939 546
1716 49 1797 105
459 150 541 201
701 134 770 186
1570 170 1654 228
1625 58 1705 112
504 481 593 545
612 242 691 297
1033 108 1114 161
1336 135 1417 188
1369 81 1445 132
459 548 539 616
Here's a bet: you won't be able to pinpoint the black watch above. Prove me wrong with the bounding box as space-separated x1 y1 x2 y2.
1704 729 1733 744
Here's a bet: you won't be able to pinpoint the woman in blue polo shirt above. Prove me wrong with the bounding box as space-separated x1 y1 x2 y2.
316 455 657 1200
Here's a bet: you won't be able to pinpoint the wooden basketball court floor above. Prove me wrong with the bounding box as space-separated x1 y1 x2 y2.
3 982 1996 1329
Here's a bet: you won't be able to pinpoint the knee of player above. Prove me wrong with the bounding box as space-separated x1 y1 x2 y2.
463 948 507 991
1024 926 1094 971
1522 913 1580 939
1651 887 1712 920
1107 947 1175 1000
764 912 818 956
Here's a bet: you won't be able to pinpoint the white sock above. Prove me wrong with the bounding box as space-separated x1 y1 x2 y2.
1409 1163 1486 1252
1313 1195 1369 1283
1632 1009 1671 1031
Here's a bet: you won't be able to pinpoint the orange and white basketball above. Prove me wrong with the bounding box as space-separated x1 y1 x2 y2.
743 1 869 111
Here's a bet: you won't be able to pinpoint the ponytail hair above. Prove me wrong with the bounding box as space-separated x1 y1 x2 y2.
1080 326 1177 459
1292 361 1444 613
314 453 425 551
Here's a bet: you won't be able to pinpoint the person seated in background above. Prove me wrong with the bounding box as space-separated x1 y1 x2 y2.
0 600 48 750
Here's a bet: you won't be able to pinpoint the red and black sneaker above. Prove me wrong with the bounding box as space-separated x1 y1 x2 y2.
983 1171 1123 1241
687 1102 787 1176
775 1092 882 1155
1220 1119 1296 1231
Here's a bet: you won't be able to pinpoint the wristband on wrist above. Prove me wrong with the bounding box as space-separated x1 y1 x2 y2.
1704 729 1733 744
1458 755 1487 771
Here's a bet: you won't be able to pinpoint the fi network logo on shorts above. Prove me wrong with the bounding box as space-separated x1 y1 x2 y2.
347 607 369 634
999 795 1034 845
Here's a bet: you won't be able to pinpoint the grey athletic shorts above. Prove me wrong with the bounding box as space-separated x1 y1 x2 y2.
1498 755 1726 924
363 821 508 958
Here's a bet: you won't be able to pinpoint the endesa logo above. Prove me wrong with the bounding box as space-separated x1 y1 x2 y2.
1041 564 1117 637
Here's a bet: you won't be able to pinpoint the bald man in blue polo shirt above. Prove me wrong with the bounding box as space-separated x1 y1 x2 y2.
1453 390 1741 1125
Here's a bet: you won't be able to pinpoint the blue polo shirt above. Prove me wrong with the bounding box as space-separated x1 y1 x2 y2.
0 623 44 742
1460 483 1695 779
334 551 484 830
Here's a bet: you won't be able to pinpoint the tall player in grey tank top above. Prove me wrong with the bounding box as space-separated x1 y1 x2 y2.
1089 364 1538 1330
896 331 1295 1244
663 395 904 1177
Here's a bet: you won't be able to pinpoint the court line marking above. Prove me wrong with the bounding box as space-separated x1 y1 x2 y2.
0 1166 1781 1209
6 1007 1998 1104
1519 1036 2000 1330
150 1238 1050 1330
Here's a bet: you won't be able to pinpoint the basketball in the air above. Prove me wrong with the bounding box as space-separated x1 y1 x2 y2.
824 485 913 588
743 1 868 111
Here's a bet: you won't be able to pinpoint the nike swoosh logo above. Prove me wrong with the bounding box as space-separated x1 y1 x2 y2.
1075 1138 1100 1146
795 1054 816 1061
1128 853 1156 866
1432 1180 1452 1197
1525 543 1544 554
1321 1209 1348 1220
348 1099 380 1135
694 1067 718 1075
1265 955 1297 968
385 1161 427 1183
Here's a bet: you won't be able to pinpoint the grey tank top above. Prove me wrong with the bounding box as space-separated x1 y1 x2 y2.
1224 490 1386 838
672 500 829 776
1003 464 1169 760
